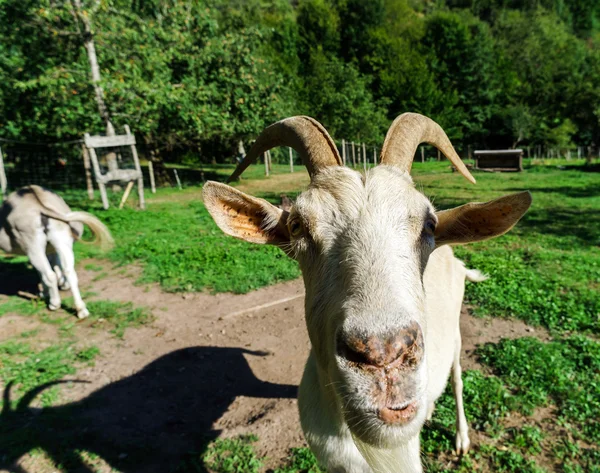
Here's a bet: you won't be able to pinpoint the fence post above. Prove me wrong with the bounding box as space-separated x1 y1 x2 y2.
289 147 294 173
362 143 367 171
437 149 441 161
173 169 182 190
148 160 156 193
420 146 424 163
81 143 94 200
373 146 377 165
351 141 356 168
264 151 269 176
341 139 346 166
0 146 7 199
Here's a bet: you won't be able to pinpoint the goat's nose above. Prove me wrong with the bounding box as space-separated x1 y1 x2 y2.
338 321 424 368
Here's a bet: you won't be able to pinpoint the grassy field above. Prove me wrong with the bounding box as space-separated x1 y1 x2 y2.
0 159 598 472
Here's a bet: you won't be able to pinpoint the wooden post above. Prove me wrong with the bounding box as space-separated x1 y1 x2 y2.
119 181 135 209
268 150 272 173
362 143 367 171
0 146 7 199
351 141 356 168
289 147 294 173
373 147 377 165
342 139 346 166
148 160 156 193
173 169 182 189
264 152 269 176
420 146 424 163
81 143 94 200
85 133 109 210
125 125 145 209
437 149 441 161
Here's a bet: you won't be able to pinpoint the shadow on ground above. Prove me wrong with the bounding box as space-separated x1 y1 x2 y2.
0 259 38 297
1 347 297 473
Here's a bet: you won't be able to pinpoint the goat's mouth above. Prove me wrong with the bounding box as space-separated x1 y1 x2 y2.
378 401 418 425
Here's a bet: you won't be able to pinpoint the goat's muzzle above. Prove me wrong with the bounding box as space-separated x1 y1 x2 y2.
338 321 425 425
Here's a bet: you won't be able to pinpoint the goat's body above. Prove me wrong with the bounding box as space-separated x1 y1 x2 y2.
299 246 474 473
0 186 112 318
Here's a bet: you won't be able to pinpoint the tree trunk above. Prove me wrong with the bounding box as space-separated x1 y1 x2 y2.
148 144 171 187
71 0 117 175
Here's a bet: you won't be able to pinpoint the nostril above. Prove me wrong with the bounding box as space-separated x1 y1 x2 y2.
338 322 424 369
338 340 375 366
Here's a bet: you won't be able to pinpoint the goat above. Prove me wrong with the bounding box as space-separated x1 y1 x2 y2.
0 185 113 319
202 114 531 473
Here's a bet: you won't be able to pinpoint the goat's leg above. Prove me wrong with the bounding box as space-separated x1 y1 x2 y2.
28 245 60 311
48 252 70 290
451 339 470 455
51 238 88 319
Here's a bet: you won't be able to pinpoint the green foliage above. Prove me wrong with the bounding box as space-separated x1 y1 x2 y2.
422 370 513 455
202 435 262 473
478 335 600 442
478 445 545 473
274 447 324 473
299 51 388 142
507 425 545 455
0 340 99 408
3 0 600 155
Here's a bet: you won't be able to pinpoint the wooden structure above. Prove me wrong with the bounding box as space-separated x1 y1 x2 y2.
84 125 145 210
474 149 523 172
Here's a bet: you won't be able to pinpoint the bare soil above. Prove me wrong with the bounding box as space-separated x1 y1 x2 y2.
2 261 547 473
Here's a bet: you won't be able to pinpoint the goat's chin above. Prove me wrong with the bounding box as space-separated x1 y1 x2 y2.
344 400 427 448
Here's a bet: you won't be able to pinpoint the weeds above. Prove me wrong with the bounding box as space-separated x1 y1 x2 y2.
86 300 153 338
0 340 99 408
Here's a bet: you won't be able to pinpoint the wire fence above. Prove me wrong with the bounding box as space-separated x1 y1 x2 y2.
0 135 598 197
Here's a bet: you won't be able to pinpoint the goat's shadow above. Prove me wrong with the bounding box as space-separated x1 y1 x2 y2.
1 347 297 473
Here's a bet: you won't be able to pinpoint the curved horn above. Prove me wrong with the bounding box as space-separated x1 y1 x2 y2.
380 113 476 184
227 116 342 183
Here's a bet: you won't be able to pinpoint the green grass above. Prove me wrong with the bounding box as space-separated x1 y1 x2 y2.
477 335 600 443
0 340 99 408
0 296 46 317
175 435 322 473
67 187 301 294
85 300 154 338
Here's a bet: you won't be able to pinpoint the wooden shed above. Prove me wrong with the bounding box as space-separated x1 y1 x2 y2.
474 149 523 172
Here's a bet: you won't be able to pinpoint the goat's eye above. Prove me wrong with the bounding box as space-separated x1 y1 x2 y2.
288 217 304 238
424 218 436 236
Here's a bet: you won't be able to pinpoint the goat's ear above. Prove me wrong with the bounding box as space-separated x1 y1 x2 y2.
202 181 290 245
434 191 532 246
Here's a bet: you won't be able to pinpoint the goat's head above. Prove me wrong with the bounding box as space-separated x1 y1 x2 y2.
202 114 531 447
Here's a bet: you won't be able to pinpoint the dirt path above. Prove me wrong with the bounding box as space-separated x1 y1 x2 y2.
5 260 546 472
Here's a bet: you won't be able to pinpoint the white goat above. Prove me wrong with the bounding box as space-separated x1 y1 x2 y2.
202 114 531 473
0 185 113 319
